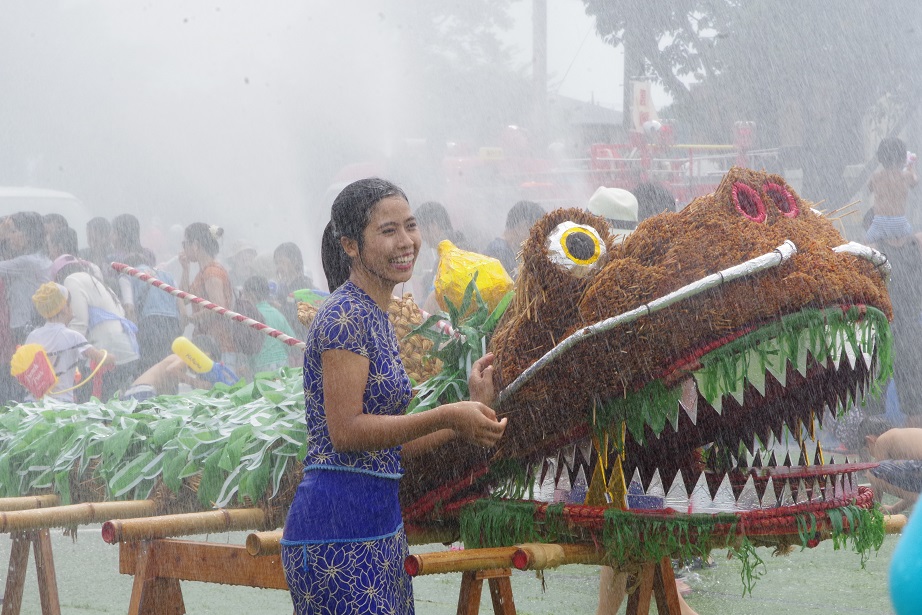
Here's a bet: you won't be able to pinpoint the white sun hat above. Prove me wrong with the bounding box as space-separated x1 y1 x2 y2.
587 186 639 222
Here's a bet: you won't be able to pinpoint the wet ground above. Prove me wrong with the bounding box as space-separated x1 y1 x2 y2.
5 525 898 614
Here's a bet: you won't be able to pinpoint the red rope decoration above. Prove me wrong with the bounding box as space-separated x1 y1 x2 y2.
732 182 766 223
403 465 491 521
763 182 799 218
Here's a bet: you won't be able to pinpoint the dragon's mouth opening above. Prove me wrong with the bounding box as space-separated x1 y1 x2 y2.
535 304 890 515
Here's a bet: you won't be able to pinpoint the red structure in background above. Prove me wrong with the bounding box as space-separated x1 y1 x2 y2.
438 122 780 212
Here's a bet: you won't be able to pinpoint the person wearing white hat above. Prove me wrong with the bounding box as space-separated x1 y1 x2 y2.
587 187 640 245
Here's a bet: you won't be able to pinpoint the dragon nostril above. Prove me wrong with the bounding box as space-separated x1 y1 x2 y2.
565 232 597 261
732 182 766 223
764 182 799 218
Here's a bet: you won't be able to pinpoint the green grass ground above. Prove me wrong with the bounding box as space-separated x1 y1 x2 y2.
4 527 898 614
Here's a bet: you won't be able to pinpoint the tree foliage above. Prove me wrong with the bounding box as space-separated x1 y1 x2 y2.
585 0 922 204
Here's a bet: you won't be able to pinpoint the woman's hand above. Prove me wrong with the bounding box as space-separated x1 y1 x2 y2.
449 401 507 448
468 352 496 407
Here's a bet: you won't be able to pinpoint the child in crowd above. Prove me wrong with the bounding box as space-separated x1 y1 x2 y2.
25 282 108 402
866 137 919 244
242 275 298 373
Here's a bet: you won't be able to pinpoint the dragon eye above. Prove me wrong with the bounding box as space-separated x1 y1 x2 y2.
763 182 799 218
732 182 766 223
546 222 606 277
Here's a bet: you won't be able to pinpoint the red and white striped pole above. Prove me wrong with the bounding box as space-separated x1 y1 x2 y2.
111 262 306 350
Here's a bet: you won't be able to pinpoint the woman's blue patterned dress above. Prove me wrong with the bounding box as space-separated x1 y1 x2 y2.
281 281 415 614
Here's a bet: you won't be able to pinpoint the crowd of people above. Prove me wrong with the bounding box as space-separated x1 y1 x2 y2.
0 211 313 404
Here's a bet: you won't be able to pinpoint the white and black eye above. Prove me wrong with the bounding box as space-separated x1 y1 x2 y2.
546 221 606 277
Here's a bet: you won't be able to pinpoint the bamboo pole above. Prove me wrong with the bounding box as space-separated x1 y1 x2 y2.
404 547 519 577
0 494 59 512
246 531 281 556
0 500 156 533
102 508 267 544
511 543 603 571
246 524 459 557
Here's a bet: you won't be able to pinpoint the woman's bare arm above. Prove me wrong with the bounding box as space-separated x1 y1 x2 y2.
323 349 506 453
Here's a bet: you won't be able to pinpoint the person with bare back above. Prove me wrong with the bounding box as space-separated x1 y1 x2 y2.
866 137 918 247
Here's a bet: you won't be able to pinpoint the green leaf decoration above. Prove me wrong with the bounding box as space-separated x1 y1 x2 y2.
0 368 309 511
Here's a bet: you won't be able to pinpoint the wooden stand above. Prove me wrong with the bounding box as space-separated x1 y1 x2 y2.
119 539 288 615
2 530 61 615
625 557 681 615
457 568 516 615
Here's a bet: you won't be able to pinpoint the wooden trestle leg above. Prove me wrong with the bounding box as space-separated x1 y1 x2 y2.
456 568 516 615
625 557 681 615
2 530 61 615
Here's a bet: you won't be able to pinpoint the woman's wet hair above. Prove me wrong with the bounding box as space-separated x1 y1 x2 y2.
11 212 46 254
184 222 224 257
321 178 407 291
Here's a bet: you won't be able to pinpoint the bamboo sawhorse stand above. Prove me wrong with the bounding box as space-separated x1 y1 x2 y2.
3 529 60 615
457 568 516 615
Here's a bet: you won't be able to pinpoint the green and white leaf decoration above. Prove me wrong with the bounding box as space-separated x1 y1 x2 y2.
0 368 308 509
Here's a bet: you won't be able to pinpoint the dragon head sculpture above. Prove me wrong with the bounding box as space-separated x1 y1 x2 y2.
401 167 892 538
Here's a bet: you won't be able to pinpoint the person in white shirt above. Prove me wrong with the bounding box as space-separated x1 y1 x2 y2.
25 282 107 403
52 254 140 400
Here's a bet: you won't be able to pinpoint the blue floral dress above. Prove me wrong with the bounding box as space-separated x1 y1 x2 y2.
281 281 415 614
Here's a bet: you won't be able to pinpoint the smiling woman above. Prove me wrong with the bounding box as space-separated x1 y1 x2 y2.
281 177 507 615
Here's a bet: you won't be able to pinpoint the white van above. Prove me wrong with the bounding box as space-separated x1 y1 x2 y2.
0 187 93 243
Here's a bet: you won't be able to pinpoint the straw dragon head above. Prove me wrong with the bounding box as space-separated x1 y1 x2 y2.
401 167 892 526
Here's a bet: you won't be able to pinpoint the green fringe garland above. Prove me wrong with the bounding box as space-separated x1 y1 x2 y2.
459 499 540 548
594 379 681 446
593 306 892 444
730 537 766 597
825 504 886 567
694 306 892 412
459 498 886 595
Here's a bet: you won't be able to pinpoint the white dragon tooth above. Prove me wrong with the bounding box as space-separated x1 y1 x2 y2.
762 477 777 508
535 460 557 503
665 470 689 512
647 469 665 500
795 479 809 505
729 386 745 407
796 332 810 377
765 360 783 386
845 343 858 370
682 399 698 425
830 343 842 370
561 444 577 472
736 475 760 511
689 472 714 513
713 474 736 512
862 351 873 370
778 480 795 507
578 440 593 465
710 395 723 416
747 359 767 397
835 474 845 500
630 468 643 494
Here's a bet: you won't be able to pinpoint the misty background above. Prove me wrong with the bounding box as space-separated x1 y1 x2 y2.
2 0 921 282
